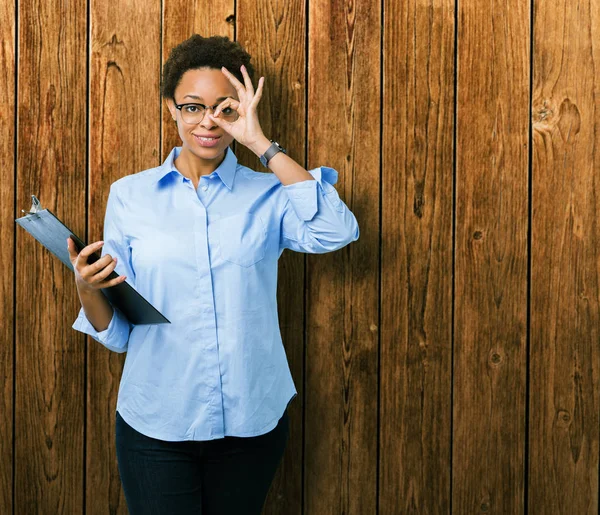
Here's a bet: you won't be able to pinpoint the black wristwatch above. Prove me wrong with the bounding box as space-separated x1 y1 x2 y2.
259 140 287 167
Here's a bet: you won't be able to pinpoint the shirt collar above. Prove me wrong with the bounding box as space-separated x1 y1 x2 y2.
152 145 238 191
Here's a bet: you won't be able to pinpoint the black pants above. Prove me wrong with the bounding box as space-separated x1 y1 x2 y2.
115 409 289 515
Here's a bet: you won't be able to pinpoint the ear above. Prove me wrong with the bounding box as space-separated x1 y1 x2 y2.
165 98 177 120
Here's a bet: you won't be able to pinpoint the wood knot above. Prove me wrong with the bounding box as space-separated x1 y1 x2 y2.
557 98 581 143
488 349 503 367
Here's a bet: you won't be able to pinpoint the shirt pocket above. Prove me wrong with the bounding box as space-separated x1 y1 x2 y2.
218 211 268 267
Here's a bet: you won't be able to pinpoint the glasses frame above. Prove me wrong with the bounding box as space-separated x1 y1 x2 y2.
173 100 237 124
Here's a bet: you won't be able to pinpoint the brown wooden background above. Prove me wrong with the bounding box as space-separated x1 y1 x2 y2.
2 0 599 513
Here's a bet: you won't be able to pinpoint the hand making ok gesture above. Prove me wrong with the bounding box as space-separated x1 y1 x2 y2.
208 65 266 149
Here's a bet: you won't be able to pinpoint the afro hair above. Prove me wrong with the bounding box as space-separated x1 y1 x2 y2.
161 34 255 101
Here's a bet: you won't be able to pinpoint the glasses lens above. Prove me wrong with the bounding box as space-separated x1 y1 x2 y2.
219 107 239 121
180 104 205 124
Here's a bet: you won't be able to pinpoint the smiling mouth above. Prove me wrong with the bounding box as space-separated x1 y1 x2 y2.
195 135 220 140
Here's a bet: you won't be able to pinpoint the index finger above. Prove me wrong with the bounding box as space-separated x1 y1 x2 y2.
79 240 105 260
220 66 247 101
239 64 254 97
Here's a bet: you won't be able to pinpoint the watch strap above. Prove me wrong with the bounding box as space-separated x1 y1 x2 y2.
260 140 286 167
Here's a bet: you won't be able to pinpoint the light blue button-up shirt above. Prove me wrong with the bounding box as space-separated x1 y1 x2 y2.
72 145 359 441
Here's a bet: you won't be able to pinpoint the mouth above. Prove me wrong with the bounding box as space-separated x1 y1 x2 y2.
193 134 222 147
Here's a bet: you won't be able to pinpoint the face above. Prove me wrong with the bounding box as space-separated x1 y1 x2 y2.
166 67 238 163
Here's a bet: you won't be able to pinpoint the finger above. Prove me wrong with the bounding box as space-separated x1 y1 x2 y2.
220 66 247 101
75 240 104 269
94 269 128 289
96 275 128 289
89 255 119 283
67 236 87 258
66 237 77 258
208 113 235 133
214 98 240 117
239 65 254 97
249 77 264 109
79 254 112 281
85 253 115 276
79 240 104 260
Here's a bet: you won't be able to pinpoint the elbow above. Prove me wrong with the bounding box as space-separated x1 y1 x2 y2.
314 222 359 252
101 341 129 353
96 316 132 353
340 226 359 249
348 219 360 243
111 344 128 354
339 217 360 248
93 329 130 353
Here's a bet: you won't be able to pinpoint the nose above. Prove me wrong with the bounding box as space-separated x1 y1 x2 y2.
200 107 219 129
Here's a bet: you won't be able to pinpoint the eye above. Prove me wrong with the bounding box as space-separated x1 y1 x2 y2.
222 107 233 114
183 105 202 113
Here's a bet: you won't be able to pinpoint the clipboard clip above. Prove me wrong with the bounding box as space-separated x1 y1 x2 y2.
21 195 43 215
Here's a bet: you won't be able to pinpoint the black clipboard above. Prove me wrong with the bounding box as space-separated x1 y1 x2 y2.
15 195 170 326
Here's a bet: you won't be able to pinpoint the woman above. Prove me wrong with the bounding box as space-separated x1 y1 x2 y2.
68 34 359 514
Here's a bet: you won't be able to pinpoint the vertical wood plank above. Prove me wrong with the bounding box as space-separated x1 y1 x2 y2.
0 0 15 511
530 0 600 512
380 0 455 512
236 1 306 512
453 0 530 512
86 1 161 513
16 0 86 512
305 0 379 513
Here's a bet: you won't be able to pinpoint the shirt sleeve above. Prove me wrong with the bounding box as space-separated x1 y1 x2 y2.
72 305 131 354
279 166 360 253
71 183 134 353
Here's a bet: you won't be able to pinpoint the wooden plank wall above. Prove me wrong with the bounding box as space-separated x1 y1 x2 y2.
1 0 15 513
529 0 600 512
3 0 598 513
452 0 529 511
380 0 454 511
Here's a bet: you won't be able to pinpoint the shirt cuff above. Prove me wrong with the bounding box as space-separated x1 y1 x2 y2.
282 166 339 221
72 305 130 353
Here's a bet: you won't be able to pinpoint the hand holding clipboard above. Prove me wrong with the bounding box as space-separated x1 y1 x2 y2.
66 236 128 290
15 195 169 325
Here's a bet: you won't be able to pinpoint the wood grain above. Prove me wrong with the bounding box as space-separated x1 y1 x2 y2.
6 0 600 513
453 0 530 512
380 0 455 512
0 0 15 511
236 1 307 512
86 1 161 513
529 0 600 512
305 0 379 513
16 0 87 512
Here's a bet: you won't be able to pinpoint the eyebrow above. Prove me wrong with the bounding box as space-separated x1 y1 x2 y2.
183 95 231 102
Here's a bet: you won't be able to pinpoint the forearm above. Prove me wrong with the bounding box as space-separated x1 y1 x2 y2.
76 284 114 333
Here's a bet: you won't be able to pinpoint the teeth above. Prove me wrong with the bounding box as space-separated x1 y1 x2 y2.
198 136 217 141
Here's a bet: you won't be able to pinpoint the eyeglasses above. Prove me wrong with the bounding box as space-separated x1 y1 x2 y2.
173 101 239 125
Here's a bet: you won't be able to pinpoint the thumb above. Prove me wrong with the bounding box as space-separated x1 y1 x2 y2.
66 237 77 259
208 114 233 133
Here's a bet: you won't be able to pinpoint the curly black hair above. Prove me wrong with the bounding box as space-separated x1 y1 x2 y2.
161 34 255 101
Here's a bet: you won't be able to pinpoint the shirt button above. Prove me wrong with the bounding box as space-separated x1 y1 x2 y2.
202 185 208 191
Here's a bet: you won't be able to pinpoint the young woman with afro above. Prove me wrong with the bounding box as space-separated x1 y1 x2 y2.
69 33 359 514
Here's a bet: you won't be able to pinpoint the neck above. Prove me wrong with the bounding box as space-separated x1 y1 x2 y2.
174 146 227 183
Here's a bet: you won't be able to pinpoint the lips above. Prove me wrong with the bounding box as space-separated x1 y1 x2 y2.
193 134 222 147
